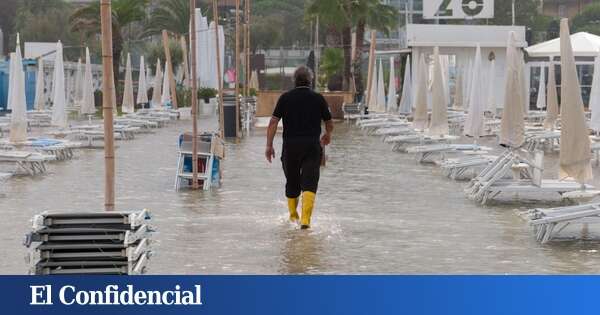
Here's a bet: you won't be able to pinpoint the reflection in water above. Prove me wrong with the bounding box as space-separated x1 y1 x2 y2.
2 116 600 274
279 228 325 274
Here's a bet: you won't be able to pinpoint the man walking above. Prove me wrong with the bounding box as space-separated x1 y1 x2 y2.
266 66 334 229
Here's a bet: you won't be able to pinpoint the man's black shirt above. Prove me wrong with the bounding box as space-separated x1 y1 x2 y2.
272 87 332 143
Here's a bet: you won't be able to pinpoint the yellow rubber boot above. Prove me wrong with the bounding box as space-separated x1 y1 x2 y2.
300 192 316 229
287 197 299 223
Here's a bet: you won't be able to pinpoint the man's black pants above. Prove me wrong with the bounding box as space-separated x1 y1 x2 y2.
281 140 322 198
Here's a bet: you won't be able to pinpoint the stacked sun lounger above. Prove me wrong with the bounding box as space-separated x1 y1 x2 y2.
465 150 593 205
24 210 153 275
526 203 600 243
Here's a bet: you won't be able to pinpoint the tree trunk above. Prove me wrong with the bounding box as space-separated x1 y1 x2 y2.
353 19 366 98
342 25 352 91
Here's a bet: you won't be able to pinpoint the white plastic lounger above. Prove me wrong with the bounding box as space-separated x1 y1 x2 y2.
386 134 458 152
440 155 497 180
0 139 82 161
406 144 492 164
356 117 402 128
527 203 600 243
374 127 416 139
0 151 54 176
524 131 561 152
465 150 593 205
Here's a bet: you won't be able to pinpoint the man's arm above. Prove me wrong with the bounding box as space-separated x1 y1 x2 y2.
321 120 333 146
265 116 280 163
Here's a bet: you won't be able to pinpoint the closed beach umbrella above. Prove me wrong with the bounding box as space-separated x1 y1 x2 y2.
374 59 386 112
73 58 83 107
398 55 412 114
453 68 464 110
161 61 171 107
34 58 45 111
499 32 526 148
137 56 149 106
487 59 497 114
559 19 592 184
386 56 397 112
535 65 547 110
464 44 485 138
367 62 378 110
463 59 473 110
7 49 16 110
151 59 163 108
544 59 559 130
589 52 600 132
428 47 449 136
80 47 96 115
250 70 259 91
413 53 429 130
180 36 190 88
122 53 135 113
9 52 27 143
51 41 67 128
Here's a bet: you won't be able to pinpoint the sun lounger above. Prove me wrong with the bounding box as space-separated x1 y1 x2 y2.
342 103 363 120
465 149 593 205
524 130 561 151
25 210 153 275
526 202 600 243
0 150 54 176
406 143 492 164
440 155 497 180
385 134 458 152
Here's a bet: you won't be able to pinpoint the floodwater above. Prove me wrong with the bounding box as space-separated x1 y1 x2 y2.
2 115 600 274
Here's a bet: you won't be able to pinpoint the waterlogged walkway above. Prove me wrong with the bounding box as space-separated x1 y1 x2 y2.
1 116 600 274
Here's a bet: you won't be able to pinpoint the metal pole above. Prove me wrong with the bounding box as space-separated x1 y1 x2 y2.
512 0 516 25
190 0 199 189
100 0 115 211
235 0 241 138
213 0 225 138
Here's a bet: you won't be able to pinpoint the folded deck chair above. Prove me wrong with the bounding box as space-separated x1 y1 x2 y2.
465 149 593 205
440 155 497 180
526 202 600 243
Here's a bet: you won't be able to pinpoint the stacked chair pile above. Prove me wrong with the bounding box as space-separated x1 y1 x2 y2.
24 210 153 275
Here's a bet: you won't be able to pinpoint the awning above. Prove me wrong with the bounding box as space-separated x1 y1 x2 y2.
526 32 600 58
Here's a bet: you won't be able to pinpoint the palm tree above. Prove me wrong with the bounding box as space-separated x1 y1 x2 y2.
306 0 352 90
306 0 398 93
350 0 398 97
70 0 148 88
144 0 201 37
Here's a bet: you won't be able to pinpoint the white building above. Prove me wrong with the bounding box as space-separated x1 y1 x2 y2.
399 24 527 108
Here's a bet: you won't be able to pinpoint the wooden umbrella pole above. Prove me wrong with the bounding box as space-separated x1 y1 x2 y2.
212 0 224 138
365 30 376 110
190 0 199 189
162 30 178 109
235 0 241 138
100 0 115 211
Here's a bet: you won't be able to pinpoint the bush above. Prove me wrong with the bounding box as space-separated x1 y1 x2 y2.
176 86 192 107
198 87 218 101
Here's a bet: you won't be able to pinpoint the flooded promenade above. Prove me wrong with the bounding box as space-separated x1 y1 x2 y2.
1 116 600 274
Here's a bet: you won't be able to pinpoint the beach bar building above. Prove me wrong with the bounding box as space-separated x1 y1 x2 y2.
399 24 527 109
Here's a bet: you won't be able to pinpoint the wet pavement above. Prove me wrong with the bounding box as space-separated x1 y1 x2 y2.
1 115 600 274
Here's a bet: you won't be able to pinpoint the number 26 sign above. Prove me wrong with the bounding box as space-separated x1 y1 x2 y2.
423 0 494 19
